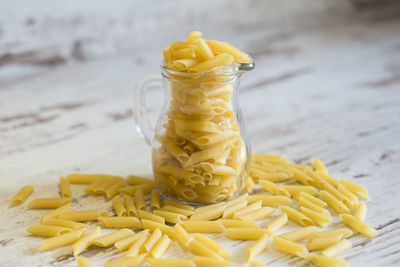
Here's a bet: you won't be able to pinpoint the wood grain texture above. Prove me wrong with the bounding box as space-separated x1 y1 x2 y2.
1 10 400 267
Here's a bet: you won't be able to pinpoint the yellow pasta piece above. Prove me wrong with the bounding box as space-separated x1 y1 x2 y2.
337 184 358 208
173 47 196 59
92 228 134 247
318 171 339 188
280 185 318 197
59 177 72 198
287 167 314 185
322 239 352 257
59 210 109 222
320 190 350 214
339 214 378 237
279 206 314 226
119 183 154 196
308 228 353 239
192 256 239 267
295 191 327 207
10 185 34 205
266 212 288 235
153 209 187 224
220 219 259 228
67 173 115 184
141 228 162 253
354 201 367 221
225 193 249 207
141 219 176 238
311 158 327 172
76 256 92 267
104 254 146 267
320 181 351 208
92 177 124 194
146 258 196 267
160 205 194 217
189 54 234 73
151 189 161 210
308 254 349 267
206 40 251 63
225 228 269 240
339 177 369 200
197 39 214 60
151 234 172 258
307 234 344 251
134 188 146 210
126 175 154 185
73 226 101 255
123 194 138 217
246 261 267 267
175 223 191 247
190 204 224 221
39 228 85 251
174 119 221 133
298 206 331 227
181 220 225 233
279 226 320 242
259 180 290 197
247 234 269 261
250 170 289 182
185 31 202 44
163 47 172 64
233 200 262 218
248 195 292 206
193 233 231 259
125 236 148 257
223 199 247 219
40 202 71 223
98 216 141 228
273 236 308 258
112 195 126 216
42 218 87 230
27 224 72 237
114 229 149 251
27 197 71 209
298 197 326 214
105 180 125 199
139 210 165 224
187 239 225 260
235 207 274 221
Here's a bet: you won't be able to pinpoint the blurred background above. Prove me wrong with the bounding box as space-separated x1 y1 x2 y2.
1 0 399 80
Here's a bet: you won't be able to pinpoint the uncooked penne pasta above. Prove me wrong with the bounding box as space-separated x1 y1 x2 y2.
246 261 267 267
279 206 314 226
320 190 350 214
105 180 125 199
146 258 196 267
339 177 369 200
151 189 161 210
266 212 288 235
125 236 148 257
126 175 154 185
139 210 165 224
193 233 231 259
141 228 162 253
181 220 225 233
112 195 126 216
123 194 138 217
10 185 34 205
250 170 289 182
279 226 320 242
114 229 149 251
311 158 327 172
153 209 187 224
280 185 318 197
98 216 141 228
220 219 259 228
235 207 274 221
175 223 191 247
307 234 344 251
298 197 326 214
73 226 101 256
92 229 134 247
354 201 367 221
187 239 225 260
151 234 172 258
104 254 146 267
27 197 71 209
59 210 109 222
225 228 269 240
42 218 87 230
160 205 194 217
190 204 224 221
76 256 92 267
223 199 247 219
135 188 146 210
27 224 72 237
119 183 154 196
141 219 176 238
295 191 327 207
245 176 255 193
322 239 352 257
259 180 290 197
67 173 115 184
192 256 238 267
247 234 269 261
163 199 195 211
39 228 85 251
308 228 353 239
233 200 262 218
40 202 71 223
308 254 349 267
59 176 72 198
339 214 378 237
299 206 331 227
247 195 292 206
273 236 308 258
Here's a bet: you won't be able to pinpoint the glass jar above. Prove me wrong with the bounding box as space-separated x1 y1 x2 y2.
134 61 254 204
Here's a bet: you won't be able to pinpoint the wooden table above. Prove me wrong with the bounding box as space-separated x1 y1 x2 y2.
1 16 400 266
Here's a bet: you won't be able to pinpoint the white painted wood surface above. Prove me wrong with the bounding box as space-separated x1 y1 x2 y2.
1 12 400 267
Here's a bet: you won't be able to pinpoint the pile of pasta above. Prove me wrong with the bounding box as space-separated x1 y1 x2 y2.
153 31 252 203
10 154 378 267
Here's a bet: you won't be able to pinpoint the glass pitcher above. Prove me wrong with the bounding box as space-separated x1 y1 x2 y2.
133 61 255 204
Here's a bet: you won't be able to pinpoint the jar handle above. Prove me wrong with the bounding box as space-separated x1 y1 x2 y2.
133 74 162 145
